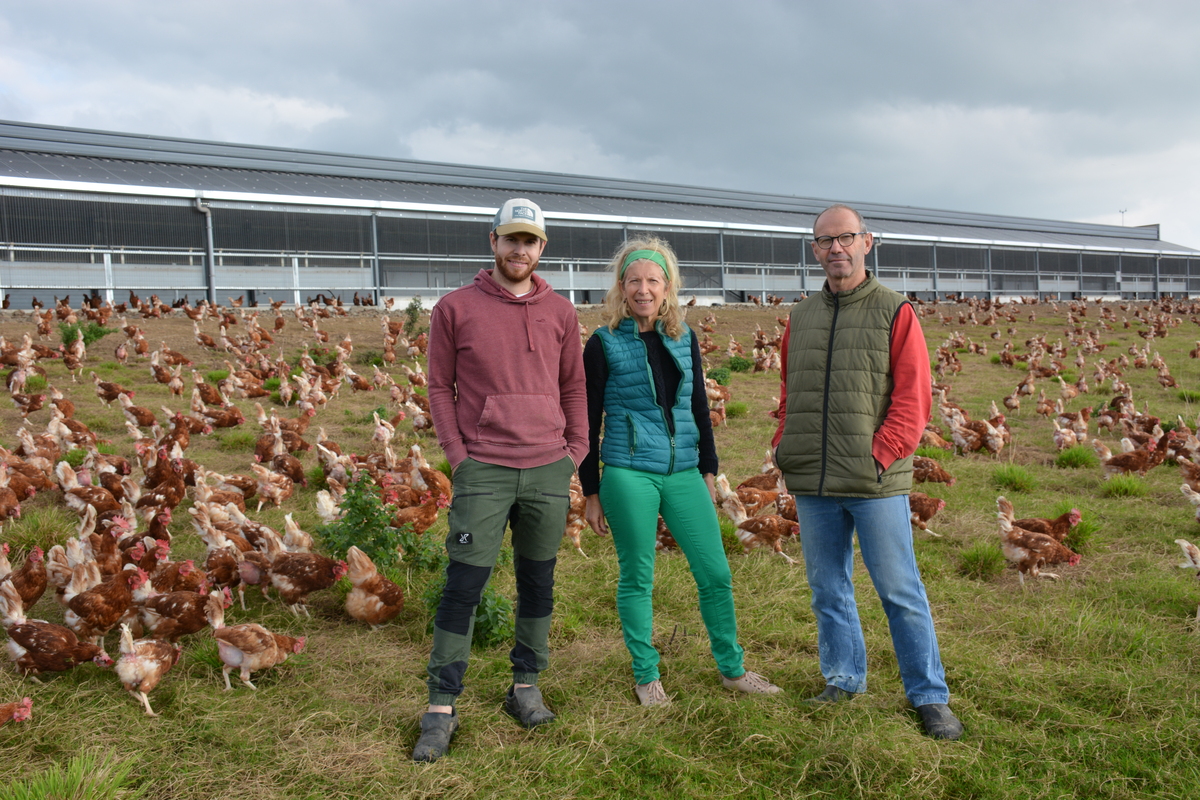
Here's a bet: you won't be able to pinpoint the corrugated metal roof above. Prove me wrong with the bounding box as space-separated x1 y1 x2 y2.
0 119 1196 255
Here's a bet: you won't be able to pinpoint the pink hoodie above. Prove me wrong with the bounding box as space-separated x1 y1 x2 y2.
427 269 588 470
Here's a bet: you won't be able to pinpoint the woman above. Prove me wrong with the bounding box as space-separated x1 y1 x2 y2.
581 236 781 706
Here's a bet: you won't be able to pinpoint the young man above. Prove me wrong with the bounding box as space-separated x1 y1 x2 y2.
771 203 963 740
412 198 588 762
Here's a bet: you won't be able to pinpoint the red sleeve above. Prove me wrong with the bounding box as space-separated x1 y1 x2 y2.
770 320 790 449
871 303 931 470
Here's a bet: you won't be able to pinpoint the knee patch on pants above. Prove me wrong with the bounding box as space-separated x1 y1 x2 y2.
435 559 494 635
515 555 556 619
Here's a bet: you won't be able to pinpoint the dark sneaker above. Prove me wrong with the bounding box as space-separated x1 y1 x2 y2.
505 685 556 728
916 703 964 740
412 710 459 762
802 684 856 705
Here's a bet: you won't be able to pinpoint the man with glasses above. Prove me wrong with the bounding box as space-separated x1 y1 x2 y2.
771 204 963 740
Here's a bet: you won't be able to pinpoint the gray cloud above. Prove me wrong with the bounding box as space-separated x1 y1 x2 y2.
1 0 1198 246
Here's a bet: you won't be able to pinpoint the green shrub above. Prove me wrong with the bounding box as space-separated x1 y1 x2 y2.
707 367 732 386
319 474 404 569
726 355 753 373
404 295 426 339
1101 475 1147 498
206 370 229 383
726 401 748 419
58 321 113 347
422 568 515 648
1055 445 1099 469
1178 389 1200 403
1161 419 1178 433
958 540 1006 580
992 463 1036 493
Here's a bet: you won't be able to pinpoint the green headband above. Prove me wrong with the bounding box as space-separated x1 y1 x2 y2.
620 249 670 279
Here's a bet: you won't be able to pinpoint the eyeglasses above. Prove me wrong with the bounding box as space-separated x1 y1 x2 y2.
813 232 868 250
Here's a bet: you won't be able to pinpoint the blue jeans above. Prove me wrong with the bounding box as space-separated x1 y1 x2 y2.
794 493 949 707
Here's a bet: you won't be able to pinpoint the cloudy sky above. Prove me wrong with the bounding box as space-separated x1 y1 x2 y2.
2 1 1198 248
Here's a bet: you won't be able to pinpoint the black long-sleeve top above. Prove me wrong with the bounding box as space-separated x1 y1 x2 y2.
579 327 719 495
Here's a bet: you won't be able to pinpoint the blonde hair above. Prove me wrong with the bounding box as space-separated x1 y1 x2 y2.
601 235 686 339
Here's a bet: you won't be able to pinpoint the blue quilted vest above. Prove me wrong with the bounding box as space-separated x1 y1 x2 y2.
594 319 700 475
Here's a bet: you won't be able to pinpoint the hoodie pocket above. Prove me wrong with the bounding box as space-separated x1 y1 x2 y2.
476 393 566 446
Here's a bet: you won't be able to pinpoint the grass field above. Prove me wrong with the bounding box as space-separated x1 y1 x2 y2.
2 296 1200 799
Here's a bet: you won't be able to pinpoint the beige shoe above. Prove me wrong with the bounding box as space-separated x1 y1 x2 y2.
722 671 783 695
634 680 670 707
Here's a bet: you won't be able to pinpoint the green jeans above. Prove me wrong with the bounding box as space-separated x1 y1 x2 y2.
599 465 746 684
425 456 575 706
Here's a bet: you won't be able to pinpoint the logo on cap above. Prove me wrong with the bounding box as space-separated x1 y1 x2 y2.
510 206 535 221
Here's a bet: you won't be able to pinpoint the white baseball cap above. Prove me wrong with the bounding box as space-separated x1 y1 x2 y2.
492 198 547 241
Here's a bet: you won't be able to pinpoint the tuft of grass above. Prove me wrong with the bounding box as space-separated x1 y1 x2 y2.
437 459 452 482
958 540 1006 580
1055 445 1100 469
58 321 113 347
0 751 146 800
1101 474 1148 498
23 374 47 392
1 506 76 552
60 448 88 469
305 465 326 489
992 463 1036 493
206 370 229 383
989 354 1002 365
1178 389 1200 403
263 377 281 390
915 445 950 461
355 348 384 367
1044 498 1102 553
726 401 748 418
1014 360 1029 371
216 431 257 452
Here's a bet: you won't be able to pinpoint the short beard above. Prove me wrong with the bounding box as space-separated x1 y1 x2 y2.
495 253 536 285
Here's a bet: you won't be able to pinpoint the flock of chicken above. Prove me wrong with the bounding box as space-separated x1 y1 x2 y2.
6 291 1200 729
910 294 1200 607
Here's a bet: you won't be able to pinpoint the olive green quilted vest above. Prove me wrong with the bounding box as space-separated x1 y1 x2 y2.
777 273 914 497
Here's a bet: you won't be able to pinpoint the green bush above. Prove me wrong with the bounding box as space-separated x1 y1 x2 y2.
1055 445 1099 469
726 355 753 373
422 564 515 648
706 367 732 386
306 465 327 490
958 540 1006 580
318 473 405 571
58 321 113 347
726 401 748 419
992 463 1036 493
404 296 426 339
1101 475 1147 498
